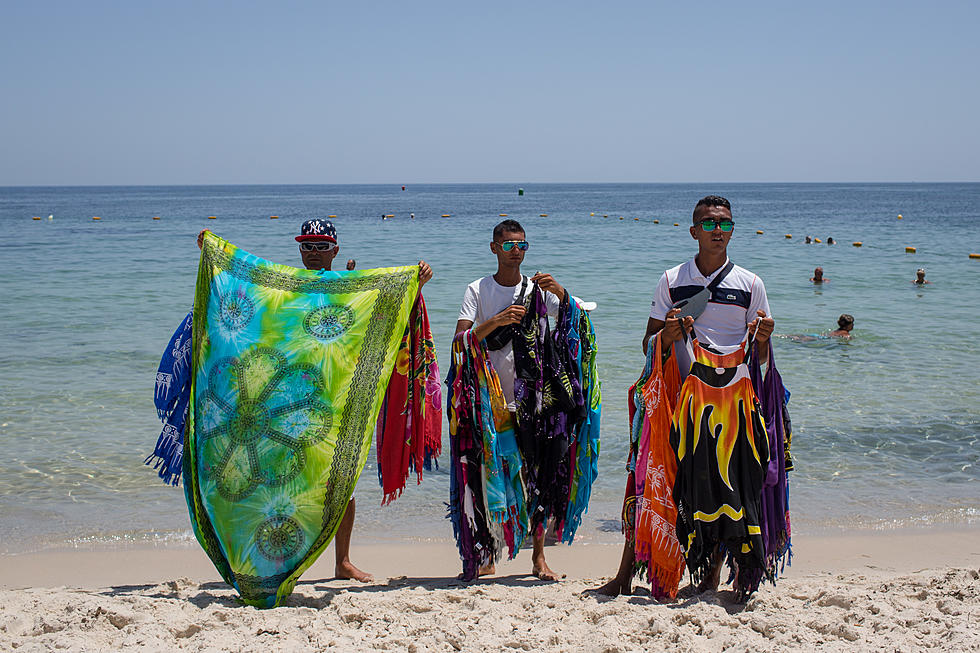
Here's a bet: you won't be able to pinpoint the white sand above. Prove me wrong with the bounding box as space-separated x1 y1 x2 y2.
1 530 979 652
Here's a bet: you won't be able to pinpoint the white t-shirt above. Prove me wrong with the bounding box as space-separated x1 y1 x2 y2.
650 257 771 372
458 275 562 409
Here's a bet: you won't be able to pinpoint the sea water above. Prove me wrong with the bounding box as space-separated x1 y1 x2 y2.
0 183 977 554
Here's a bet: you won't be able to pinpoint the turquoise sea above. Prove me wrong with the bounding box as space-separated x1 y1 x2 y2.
0 183 977 554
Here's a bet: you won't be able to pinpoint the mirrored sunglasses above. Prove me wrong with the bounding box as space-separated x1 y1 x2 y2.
500 240 529 252
300 241 337 252
699 219 735 232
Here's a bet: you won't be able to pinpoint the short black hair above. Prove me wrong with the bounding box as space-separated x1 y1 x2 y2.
693 195 732 221
838 314 854 328
493 219 525 241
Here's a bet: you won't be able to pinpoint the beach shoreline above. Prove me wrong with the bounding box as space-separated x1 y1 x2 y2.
2 528 978 651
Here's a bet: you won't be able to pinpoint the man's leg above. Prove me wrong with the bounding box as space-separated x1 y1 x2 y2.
531 522 564 581
696 545 725 592
593 475 637 595
334 497 373 582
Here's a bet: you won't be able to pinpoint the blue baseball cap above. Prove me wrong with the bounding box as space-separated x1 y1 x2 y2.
296 218 337 243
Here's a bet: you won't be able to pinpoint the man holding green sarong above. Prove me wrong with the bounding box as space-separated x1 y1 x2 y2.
197 221 432 584
182 222 436 607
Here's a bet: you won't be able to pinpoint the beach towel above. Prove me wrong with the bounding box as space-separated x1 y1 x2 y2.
749 340 792 579
376 295 442 504
184 232 424 607
633 333 686 599
670 334 770 600
147 310 193 485
446 329 528 579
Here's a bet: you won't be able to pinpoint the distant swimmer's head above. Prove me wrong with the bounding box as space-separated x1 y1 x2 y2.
813 266 824 281
837 313 854 330
916 268 927 282
691 195 734 254
491 218 528 266
297 218 339 270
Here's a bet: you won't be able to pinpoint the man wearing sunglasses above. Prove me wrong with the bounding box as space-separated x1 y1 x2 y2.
454 218 568 582
598 195 775 598
199 219 432 583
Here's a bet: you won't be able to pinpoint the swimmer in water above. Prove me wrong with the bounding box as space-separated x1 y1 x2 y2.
811 266 828 284
826 237 836 245
829 313 853 338
912 268 931 285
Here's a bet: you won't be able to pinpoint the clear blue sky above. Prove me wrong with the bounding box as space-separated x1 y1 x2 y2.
2 1 978 185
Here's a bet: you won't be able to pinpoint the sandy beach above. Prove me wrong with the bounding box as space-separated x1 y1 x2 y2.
2 529 978 652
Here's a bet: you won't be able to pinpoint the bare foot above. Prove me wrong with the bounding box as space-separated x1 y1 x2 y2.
591 576 632 596
696 552 724 593
532 559 565 582
335 560 373 583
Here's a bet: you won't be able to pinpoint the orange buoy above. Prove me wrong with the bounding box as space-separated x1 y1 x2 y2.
589 212 595 216
92 216 101 221
385 214 394 218
653 219 659 224
673 222 679 226
328 215 337 218
540 214 548 217
756 230 764 235
153 216 161 220
32 216 41 220
852 241 862 247
969 253 980 259
499 214 508 217
270 215 278 220
814 238 822 243
905 246 916 253
897 214 903 219
441 214 451 218
634 217 639 221
208 216 216 220
785 234 792 239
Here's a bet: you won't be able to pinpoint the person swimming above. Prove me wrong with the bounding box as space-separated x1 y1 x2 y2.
810 267 828 284
829 313 853 337
912 268 931 285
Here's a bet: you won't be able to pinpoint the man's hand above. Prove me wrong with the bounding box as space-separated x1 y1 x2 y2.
530 272 565 299
493 304 526 327
346 259 356 271
418 260 433 287
197 229 211 250
661 307 694 353
747 309 774 345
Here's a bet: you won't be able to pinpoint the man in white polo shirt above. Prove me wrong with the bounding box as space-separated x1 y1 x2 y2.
597 195 774 597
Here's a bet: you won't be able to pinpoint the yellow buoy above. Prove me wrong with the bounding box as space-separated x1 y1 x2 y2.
673 222 679 226
897 214 903 219
969 253 980 259
92 216 101 221
270 215 278 219
32 216 41 220
499 214 508 217
208 216 216 220
905 246 916 253
785 234 792 239
634 217 639 221
589 212 594 216
619 216 624 220
852 241 862 247
153 216 161 220
756 230 764 235
441 214 451 217
385 214 394 218
653 219 659 224
328 215 337 218
814 238 822 243
540 214 548 217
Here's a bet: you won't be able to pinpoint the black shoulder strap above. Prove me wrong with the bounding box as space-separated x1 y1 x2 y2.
706 260 735 292
516 275 529 303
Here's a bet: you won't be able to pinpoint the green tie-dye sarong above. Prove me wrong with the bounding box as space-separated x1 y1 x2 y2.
184 233 419 607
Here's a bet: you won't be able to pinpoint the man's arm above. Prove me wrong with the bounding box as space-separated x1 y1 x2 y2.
642 317 664 353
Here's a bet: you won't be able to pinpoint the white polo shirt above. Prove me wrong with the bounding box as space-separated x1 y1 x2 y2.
458 275 561 409
650 257 771 352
